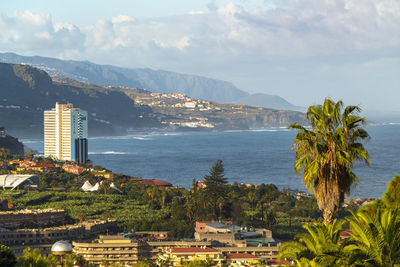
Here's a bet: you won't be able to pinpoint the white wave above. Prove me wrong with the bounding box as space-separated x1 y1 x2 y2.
88 151 129 155
132 137 152 140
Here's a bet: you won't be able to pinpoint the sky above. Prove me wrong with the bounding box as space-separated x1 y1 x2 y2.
0 0 399 118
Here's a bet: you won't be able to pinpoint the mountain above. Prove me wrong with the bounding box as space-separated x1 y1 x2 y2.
0 63 159 138
0 52 248 103
0 128 25 156
0 62 305 139
236 93 304 112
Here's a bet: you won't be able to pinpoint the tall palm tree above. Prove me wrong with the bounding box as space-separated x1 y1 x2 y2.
290 99 370 223
279 219 346 266
344 208 400 266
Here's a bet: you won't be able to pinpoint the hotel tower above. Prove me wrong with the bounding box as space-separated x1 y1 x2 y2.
44 102 88 163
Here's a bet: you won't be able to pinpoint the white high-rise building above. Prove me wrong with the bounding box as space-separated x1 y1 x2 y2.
44 102 88 162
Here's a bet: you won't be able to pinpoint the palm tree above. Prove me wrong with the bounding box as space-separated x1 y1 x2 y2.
383 175 400 208
344 208 400 266
279 219 345 266
101 179 112 195
290 98 370 223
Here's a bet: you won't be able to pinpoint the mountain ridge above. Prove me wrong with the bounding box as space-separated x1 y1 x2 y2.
236 93 304 112
0 52 249 103
0 62 304 139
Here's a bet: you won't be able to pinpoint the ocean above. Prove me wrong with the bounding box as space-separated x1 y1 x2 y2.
23 124 400 199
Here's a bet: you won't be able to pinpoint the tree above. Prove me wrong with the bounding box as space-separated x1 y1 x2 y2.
0 244 17 267
383 175 400 208
101 179 112 195
344 208 400 266
65 253 91 267
290 98 370 223
279 219 346 266
77 212 87 223
217 196 225 219
203 160 228 218
17 247 59 267
25 149 35 161
0 147 11 160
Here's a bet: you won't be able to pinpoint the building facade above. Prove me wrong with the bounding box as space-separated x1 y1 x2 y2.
44 102 88 162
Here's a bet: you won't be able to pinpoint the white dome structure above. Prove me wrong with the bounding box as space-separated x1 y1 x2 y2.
51 240 73 255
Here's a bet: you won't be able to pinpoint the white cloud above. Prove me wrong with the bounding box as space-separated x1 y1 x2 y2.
0 10 85 56
2 1 399 62
0 1 399 111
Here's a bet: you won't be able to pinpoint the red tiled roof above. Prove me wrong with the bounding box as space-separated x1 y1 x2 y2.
37 164 54 168
138 179 172 186
169 247 218 254
226 253 259 260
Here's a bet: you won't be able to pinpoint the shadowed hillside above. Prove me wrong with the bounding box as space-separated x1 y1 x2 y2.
0 63 160 138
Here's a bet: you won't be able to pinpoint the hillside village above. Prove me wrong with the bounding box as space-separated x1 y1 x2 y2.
106 85 303 131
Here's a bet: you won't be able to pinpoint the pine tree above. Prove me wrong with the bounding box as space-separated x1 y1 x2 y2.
203 160 228 219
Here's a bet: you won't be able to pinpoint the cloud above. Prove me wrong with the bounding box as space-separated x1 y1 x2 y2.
0 1 399 111
1 2 399 63
0 10 85 57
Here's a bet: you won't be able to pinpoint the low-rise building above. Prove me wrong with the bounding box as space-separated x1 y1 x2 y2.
73 235 141 266
215 246 279 260
194 221 274 247
2 220 117 252
164 247 224 266
137 179 172 187
0 208 66 228
73 235 213 265
144 241 212 261
131 231 169 241
225 253 260 266
62 165 85 175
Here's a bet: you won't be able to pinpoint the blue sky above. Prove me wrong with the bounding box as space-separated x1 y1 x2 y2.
1 0 399 118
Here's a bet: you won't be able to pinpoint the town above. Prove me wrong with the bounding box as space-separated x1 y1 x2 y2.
0 102 292 266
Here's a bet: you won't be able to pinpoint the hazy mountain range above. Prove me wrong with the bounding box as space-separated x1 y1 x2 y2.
0 62 304 138
0 52 302 111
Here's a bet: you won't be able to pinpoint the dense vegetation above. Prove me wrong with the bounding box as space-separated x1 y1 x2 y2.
279 175 400 266
0 158 324 240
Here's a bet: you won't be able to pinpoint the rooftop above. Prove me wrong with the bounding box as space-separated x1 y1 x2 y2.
169 247 219 254
138 179 172 187
0 208 64 215
226 253 259 260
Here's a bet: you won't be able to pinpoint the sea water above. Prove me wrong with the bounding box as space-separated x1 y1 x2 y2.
23 124 400 199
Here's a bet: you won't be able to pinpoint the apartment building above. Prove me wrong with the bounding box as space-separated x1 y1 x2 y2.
73 235 141 266
0 208 65 228
73 235 213 266
44 102 88 163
